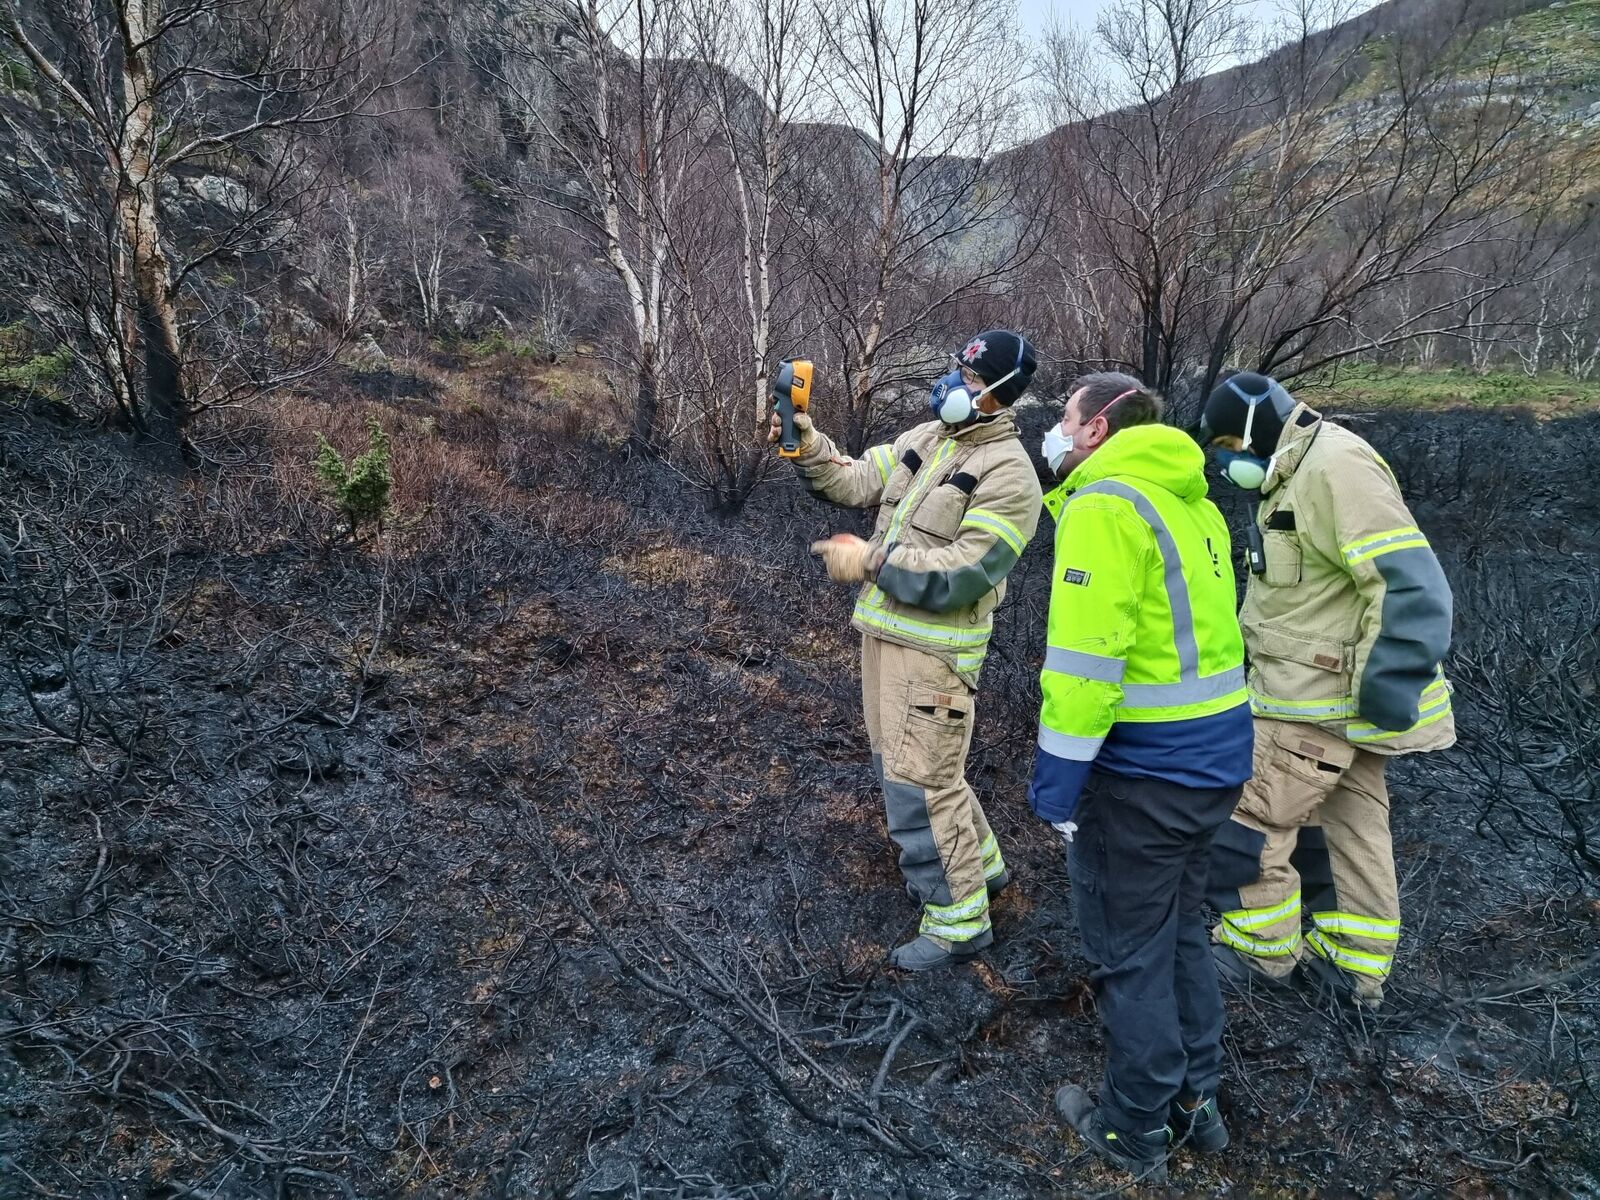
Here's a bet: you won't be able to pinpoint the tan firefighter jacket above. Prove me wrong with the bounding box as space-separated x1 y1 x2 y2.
1244 403 1455 755
792 410 1042 686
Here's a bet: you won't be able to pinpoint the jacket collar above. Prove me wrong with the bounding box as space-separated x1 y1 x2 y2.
1262 403 1323 495
939 408 1019 447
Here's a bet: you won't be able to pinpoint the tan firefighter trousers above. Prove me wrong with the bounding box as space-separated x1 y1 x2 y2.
861 635 1004 944
1208 718 1399 1000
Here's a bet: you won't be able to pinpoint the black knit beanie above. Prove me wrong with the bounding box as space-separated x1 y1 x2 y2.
1198 371 1297 455
956 330 1037 406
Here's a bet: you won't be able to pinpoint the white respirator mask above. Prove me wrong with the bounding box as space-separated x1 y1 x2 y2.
1040 387 1141 477
1041 424 1074 475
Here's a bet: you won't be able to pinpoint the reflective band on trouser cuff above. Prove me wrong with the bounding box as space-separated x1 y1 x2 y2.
1218 891 1302 958
1044 646 1126 684
1347 682 1451 743
1218 920 1301 958
1306 930 1392 977
1251 693 1356 719
920 885 991 942
1310 910 1400 940
1224 890 1301 931
961 508 1026 555
979 833 1005 879
868 444 897 486
1072 480 1198 676
1341 526 1428 566
1037 725 1106 762
1121 665 1246 707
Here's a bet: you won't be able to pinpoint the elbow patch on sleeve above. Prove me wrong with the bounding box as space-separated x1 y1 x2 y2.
876 540 1020 613
1360 546 1453 731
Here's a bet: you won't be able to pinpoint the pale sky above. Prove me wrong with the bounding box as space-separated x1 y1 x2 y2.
1014 0 1380 40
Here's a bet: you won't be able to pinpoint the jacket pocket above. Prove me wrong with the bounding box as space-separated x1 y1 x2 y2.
1262 531 1302 587
1249 624 1356 717
905 486 966 544
892 685 971 788
881 471 910 509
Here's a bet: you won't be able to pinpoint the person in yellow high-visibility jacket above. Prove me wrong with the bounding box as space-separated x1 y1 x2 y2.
1032 373 1253 1182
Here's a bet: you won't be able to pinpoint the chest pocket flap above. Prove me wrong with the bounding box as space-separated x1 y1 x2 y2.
907 482 968 543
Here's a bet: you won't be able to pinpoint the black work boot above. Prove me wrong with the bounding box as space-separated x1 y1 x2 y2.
888 928 993 972
1212 943 1292 995
1170 1095 1229 1153
1054 1084 1170 1183
1298 953 1383 1010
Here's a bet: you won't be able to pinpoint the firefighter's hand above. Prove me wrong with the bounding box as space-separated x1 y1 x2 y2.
766 409 815 448
810 534 886 584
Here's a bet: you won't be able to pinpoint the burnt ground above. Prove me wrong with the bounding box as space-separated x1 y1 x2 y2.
2 371 1598 1198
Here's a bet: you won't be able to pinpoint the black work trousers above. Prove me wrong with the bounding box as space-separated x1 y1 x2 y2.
1066 770 1242 1136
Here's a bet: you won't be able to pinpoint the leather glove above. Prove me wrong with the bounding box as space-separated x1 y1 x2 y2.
810 533 887 584
766 409 817 451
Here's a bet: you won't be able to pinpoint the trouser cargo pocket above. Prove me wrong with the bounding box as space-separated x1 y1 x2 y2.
892 686 971 788
1236 722 1354 830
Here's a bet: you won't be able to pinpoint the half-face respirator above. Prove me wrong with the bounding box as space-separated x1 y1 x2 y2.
928 340 1025 426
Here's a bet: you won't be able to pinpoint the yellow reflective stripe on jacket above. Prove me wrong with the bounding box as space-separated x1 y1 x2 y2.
1341 525 1429 566
1307 930 1392 976
884 439 956 545
854 591 991 647
979 832 1004 878
961 507 1026 555
1311 911 1400 940
1347 680 1452 743
868 444 897 486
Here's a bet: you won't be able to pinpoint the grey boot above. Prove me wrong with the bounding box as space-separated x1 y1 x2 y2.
1170 1095 1229 1154
889 928 993 972
986 868 1012 899
1054 1084 1170 1183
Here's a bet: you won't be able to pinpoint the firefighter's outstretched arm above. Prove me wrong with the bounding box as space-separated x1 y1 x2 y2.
770 409 905 510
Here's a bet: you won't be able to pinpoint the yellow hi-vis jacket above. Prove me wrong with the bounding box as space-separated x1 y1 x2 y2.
1029 423 1253 823
1244 404 1455 754
790 410 1042 685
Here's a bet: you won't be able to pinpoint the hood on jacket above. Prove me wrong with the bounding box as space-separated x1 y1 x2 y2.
1061 423 1210 504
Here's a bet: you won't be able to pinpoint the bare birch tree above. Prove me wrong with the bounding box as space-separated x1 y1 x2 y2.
800 0 1045 454
1 0 404 458
1038 0 1580 418
489 0 708 458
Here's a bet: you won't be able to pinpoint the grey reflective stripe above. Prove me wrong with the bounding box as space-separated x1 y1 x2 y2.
1072 480 1198 677
1251 695 1356 718
1121 665 1246 707
1044 646 1126 684
1037 725 1105 761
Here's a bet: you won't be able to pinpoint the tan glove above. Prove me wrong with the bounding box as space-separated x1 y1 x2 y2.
810 533 887 584
766 409 817 452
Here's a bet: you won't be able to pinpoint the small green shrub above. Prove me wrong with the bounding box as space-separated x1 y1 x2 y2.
314 414 392 537
0 325 72 398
